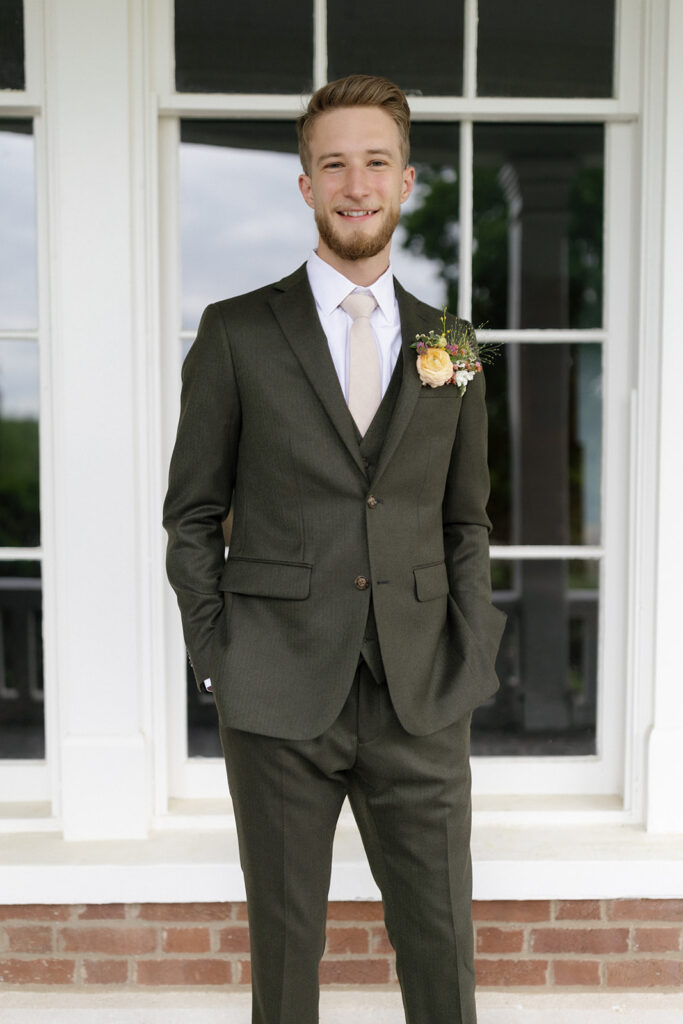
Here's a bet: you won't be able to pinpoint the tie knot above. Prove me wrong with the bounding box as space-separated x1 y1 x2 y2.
341 291 377 321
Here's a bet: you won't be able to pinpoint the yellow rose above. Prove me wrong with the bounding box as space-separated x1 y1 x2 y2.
416 348 453 387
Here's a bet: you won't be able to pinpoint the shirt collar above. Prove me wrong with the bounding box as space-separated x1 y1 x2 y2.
306 250 396 323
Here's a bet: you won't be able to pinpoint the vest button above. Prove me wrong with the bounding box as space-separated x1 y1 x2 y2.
367 495 378 509
354 575 370 591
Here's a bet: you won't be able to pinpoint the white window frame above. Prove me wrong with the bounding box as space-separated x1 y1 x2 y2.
0 0 55 810
155 0 650 823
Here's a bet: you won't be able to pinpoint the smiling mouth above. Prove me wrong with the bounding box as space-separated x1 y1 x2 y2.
338 210 377 218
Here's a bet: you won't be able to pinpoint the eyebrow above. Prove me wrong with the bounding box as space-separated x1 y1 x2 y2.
316 148 395 166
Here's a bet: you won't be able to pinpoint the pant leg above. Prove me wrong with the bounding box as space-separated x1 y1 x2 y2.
219 698 355 1024
348 686 477 1024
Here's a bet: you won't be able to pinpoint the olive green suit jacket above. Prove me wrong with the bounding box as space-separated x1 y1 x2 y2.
163 264 505 739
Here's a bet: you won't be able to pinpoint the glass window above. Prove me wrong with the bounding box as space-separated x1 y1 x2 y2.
477 0 615 98
174 0 313 94
0 339 40 548
0 561 43 759
473 558 598 755
327 0 465 96
473 124 604 329
0 121 38 330
0 0 25 91
486 343 602 547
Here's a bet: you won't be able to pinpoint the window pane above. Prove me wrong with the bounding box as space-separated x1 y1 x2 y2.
174 0 313 94
0 121 38 329
473 124 604 329
0 561 43 759
0 340 40 548
180 121 314 329
327 0 464 96
477 0 615 98
0 0 24 91
397 123 460 310
472 559 598 756
487 343 602 547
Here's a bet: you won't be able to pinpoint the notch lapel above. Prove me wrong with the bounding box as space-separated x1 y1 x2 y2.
371 280 431 487
268 266 366 476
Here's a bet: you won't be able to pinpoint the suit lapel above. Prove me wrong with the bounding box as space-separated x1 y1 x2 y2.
371 280 430 486
268 265 366 476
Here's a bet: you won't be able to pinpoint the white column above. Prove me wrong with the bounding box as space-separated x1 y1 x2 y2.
44 0 153 839
647 0 683 832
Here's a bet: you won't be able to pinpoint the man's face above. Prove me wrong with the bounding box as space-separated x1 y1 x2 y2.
298 106 415 270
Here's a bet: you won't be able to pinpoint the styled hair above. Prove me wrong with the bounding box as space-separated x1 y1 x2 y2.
297 74 411 175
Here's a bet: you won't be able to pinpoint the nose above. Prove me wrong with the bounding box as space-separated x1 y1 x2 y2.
343 163 370 199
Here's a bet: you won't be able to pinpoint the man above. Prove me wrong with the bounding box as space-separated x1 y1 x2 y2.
163 74 505 1024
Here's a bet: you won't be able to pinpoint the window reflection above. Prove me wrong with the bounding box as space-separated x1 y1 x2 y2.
473 559 599 756
0 121 38 330
0 340 40 548
487 343 602 547
473 124 604 329
477 0 615 98
0 561 43 759
328 0 464 96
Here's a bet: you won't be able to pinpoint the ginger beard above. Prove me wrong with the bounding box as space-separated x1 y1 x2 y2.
313 201 401 262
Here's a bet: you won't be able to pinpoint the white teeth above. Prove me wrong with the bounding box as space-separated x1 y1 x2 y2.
340 210 373 217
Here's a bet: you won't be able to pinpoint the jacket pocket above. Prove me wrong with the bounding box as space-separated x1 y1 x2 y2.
219 556 312 600
413 561 449 602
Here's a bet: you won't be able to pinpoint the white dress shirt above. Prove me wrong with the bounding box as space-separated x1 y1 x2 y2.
306 250 402 400
204 255 401 692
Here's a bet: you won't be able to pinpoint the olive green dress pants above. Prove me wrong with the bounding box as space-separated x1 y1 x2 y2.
219 661 477 1024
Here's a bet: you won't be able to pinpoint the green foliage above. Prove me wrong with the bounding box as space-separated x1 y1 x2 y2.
0 418 40 546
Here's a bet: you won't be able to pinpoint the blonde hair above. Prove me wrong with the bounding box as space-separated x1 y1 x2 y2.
297 74 411 175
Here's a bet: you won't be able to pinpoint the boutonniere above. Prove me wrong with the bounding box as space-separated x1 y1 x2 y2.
411 309 494 396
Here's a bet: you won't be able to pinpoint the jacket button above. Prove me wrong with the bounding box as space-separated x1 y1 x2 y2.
354 575 370 591
367 495 378 509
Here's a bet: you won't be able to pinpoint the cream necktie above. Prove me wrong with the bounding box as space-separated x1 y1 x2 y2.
340 291 380 436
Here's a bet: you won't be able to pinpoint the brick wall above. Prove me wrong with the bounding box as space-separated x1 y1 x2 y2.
0 901 681 988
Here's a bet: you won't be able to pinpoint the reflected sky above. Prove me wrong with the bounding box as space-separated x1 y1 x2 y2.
0 126 37 329
180 143 446 330
0 340 39 419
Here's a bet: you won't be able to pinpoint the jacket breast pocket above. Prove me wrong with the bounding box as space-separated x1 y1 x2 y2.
219 556 312 600
413 561 449 602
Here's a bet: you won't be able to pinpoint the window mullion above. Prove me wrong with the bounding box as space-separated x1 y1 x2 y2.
458 119 473 321
313 0 327 92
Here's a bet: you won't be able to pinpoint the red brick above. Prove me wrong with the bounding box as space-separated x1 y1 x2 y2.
476 927 524 954
325 926 370 954
163 927 211 953
555 901 602 921
78 905 126 920
476 958 548 986
326 902 385 921
217 926 250 953
531 927 628 955
0 905 70 922
137 903 231 922
237 959 252 984
370 927 394 954
83 959 129 984
608 900 683 922
0 958 75 984
59 926 157 955
137 958 232 986
319 958 390 984
6 925 53 953
606 960 683 987
632 927 681 953
472 901 551 923
235 904 249 921
553 959 601 986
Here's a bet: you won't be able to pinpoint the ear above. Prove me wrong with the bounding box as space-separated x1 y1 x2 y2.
298 173 315 209
400 165 416 204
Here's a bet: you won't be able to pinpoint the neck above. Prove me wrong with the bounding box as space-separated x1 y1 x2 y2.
315 240 391 287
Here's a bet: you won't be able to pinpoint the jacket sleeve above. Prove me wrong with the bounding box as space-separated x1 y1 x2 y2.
442 322 506 666
162 303 241 686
